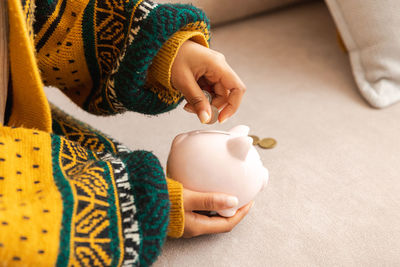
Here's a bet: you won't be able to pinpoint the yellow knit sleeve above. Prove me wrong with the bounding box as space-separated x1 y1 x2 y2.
166 178 185 238
0 126 63 264
147 30 209 96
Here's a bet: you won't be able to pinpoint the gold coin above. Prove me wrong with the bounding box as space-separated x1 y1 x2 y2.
248 135 260 145
258 138 277 149
203 90 213 103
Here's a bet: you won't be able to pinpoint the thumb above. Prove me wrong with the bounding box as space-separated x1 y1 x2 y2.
184 190 239 211
179 72 211 124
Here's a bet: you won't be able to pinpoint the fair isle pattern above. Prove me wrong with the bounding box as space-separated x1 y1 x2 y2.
51 105 117 154
111 2 210 115
54 116 106 152
85 0 140 115
93 0 128 80
54 136 122 266
88 0 158 114
51 107 170 266
84 0 210 115
102 1 158 114
53 135 170 267
122 150 170 266
97 151 141 267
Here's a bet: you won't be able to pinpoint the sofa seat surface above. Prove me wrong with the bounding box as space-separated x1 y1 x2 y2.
45 2 400 266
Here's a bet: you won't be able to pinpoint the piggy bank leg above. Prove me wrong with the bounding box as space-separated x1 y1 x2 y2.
217 208 237 217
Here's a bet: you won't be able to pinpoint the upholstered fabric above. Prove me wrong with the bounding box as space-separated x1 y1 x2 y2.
157 0 310 25
326 0 400 108
46 1 400 266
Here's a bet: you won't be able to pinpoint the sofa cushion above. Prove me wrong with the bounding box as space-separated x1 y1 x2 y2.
326 0 400 108
157 0 310 25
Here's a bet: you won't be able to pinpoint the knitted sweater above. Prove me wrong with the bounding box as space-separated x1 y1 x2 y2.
0 2 7 125
0 0 210 266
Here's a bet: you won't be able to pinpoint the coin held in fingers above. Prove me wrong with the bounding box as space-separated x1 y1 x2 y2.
203 90 213 103
202 90 219 124
207 105 219 124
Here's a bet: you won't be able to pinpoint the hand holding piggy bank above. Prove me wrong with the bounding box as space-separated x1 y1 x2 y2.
167 125 269 217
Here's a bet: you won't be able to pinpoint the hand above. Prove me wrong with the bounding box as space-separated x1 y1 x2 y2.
171 40 246 124
182 188 253 238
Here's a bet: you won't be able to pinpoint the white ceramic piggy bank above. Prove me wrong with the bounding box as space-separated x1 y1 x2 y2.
167 125 269 217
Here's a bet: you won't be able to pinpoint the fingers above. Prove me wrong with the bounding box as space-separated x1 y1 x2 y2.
182 77 213 115
183 202 253 238
183 76 245 123
172 40 246 123
218 87 244 123
184 81 224 114
183 189 239 211
183 103 196 113
198 60 246 123
217 70 246 123
178 70 211 124
197 77 212 92
211 83 229 110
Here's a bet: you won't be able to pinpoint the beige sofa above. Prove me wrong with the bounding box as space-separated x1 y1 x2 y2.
46 1 400 266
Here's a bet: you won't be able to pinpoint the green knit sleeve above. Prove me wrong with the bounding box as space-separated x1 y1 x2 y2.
33 0 210 116
50 105 170 266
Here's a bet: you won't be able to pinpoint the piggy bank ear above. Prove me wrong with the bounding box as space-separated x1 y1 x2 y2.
227 136 252 161
229 125 250 136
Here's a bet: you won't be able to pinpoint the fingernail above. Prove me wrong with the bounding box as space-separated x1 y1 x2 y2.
219 118 227 124
226 196 239 208
199 111 210 124
250 202 255 209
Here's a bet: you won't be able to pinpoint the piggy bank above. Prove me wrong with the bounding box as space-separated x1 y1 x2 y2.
167 125 269 217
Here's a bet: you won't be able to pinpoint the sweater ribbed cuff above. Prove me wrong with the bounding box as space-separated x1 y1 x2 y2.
166 178 185 238
149 30 209 93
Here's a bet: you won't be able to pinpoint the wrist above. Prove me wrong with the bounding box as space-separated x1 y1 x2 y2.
149 31 209 91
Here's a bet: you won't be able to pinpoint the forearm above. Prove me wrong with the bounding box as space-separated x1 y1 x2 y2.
34 0 210 116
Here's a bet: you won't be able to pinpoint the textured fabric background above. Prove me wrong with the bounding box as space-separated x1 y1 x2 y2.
157 0 310 25
46 2 400 266
326 0 400 108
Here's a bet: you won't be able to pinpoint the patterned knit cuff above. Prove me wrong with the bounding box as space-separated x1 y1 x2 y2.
166 178 185 238
148 31 209 94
